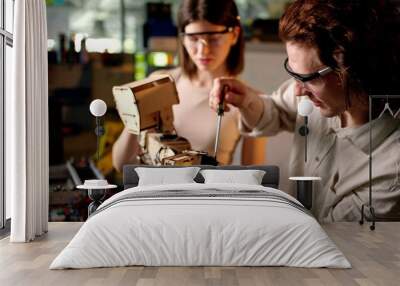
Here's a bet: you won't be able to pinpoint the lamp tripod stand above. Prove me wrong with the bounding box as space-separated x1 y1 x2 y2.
359 94 400 230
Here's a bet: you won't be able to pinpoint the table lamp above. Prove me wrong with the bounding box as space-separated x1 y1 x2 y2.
89 99 107 162
77 99 116 216
297 97 313 162
290 97 320 210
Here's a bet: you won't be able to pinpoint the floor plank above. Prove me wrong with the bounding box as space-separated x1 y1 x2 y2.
0 222 399 286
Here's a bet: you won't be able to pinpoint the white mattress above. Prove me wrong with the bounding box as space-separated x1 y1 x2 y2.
50 183 351 269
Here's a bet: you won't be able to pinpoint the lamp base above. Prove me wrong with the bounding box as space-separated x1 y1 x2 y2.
296 180 312 209
289 176 321 210
87 189 107 216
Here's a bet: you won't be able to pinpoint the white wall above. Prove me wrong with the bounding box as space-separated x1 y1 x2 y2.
242 42 293 193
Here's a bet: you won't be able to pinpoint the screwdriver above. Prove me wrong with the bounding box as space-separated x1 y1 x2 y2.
213 85 228 158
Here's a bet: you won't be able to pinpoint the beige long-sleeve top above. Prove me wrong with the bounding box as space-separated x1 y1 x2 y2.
240 79 400 222
166 68 241 164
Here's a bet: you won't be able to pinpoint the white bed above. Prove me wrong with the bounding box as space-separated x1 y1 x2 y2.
50 182 351 269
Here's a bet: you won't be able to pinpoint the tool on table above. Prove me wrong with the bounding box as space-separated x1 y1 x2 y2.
213 85 228 158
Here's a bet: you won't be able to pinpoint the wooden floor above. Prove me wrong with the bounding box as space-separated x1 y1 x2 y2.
0 222 399 286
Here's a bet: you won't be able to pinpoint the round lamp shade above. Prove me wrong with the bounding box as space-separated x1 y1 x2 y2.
297 98 314 116
90 99 107 117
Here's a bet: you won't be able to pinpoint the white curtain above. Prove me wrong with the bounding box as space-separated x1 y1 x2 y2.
7 0 49 242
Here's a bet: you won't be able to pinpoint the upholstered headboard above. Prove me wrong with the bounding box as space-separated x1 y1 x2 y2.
123 165 280 189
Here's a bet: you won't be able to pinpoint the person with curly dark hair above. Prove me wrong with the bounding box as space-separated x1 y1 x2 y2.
209 0 400 222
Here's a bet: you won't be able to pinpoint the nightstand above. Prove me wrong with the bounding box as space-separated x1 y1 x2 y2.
289 176 321 210
77 180 117 216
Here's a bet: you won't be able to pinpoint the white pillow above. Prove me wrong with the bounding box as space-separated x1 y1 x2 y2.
200 169 266 185
135 167 200 186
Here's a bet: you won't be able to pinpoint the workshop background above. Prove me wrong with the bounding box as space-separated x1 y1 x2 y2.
46 0 297 222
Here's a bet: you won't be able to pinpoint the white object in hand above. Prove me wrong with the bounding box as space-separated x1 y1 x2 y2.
90 99 107 117
298 97 314 116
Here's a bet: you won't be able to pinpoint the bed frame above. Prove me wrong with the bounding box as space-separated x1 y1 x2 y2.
123 165 280 189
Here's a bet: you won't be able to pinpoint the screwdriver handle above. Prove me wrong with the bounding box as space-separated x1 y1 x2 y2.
217 85 228 116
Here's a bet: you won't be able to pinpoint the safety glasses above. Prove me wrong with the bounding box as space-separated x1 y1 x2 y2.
284 58 333 83
180 27 234 49
180 27 233 37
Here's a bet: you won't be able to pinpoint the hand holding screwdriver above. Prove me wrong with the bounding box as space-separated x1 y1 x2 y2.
209 78 264 129
217 86 228 115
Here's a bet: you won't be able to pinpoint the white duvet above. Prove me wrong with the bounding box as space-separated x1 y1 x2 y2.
50 183 351 269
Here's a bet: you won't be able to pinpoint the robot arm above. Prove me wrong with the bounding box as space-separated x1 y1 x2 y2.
113 75 178 135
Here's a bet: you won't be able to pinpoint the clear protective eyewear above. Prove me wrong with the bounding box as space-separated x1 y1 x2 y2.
181 27 234 49
284 58 333 85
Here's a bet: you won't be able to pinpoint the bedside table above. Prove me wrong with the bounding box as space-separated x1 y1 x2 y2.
77 180 117 216
289 176 321 210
